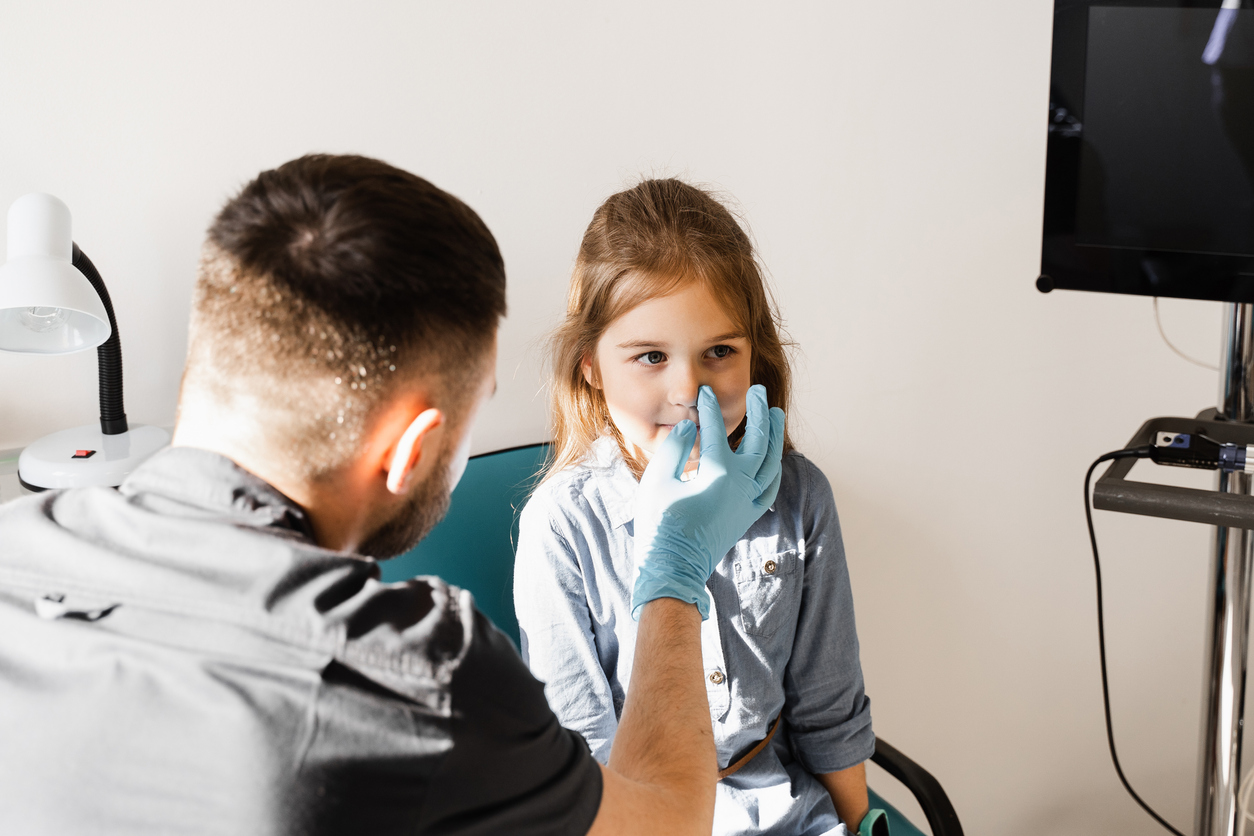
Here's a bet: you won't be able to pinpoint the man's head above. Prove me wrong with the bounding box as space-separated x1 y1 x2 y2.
175 154 505 555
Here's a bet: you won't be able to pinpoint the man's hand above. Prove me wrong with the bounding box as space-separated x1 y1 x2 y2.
631 384 786 619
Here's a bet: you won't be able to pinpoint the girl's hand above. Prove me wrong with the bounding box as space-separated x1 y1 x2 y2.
630 384 785 619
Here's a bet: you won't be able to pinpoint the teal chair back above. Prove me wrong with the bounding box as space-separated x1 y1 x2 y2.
868 789 922 836
382 442 928 836
379 443 549 646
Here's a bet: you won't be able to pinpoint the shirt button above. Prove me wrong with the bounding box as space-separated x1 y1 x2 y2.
763 559 777 575
709 670 725 685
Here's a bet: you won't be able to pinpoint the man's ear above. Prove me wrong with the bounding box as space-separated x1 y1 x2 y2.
581 355 601 389
385 408 444 495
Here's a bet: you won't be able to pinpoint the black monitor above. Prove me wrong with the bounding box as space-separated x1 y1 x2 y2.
1040 0 1254 302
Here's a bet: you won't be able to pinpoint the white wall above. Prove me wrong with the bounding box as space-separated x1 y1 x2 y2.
0 2 1233 832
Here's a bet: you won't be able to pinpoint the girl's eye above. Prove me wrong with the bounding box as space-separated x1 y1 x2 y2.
708 345 735 360
637 350 666 366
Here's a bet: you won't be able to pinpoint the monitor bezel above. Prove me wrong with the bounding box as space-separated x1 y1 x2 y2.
1040 0 1254 302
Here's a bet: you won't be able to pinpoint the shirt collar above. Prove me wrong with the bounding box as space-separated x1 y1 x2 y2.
586 437 638 529
119 446 315 540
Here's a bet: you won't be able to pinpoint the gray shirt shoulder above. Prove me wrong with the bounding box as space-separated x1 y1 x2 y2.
0 447 602 835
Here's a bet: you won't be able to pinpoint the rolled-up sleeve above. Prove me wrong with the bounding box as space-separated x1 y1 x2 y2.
781 462 875 774
514 492 620 764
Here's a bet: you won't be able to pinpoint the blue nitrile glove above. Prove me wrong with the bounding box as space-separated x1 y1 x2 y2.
631 384 786 620
858 807 889 836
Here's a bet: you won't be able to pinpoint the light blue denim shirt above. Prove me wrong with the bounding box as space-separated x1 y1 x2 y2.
515 438 874 836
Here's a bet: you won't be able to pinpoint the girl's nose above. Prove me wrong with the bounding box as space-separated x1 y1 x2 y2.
669 362 702 409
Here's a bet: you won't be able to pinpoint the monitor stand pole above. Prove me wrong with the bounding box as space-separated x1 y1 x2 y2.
1196 302 1254 836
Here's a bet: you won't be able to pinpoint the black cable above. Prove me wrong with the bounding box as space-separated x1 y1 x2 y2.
1085 447 1186 836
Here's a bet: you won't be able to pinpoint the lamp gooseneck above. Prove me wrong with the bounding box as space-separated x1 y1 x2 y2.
71 244 127 436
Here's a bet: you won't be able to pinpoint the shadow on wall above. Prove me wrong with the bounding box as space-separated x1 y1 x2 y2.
834 477 978 833
833 448 1207 835
1024 765 1195 836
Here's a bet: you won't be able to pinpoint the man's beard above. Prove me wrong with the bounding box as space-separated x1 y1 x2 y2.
358 446 455 559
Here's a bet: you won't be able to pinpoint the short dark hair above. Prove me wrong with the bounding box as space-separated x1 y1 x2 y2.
182 154 506 477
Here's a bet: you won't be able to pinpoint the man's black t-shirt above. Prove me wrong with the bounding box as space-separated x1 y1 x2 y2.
0 447 602 834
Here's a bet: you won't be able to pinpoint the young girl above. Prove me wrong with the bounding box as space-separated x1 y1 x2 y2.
514 179 876 836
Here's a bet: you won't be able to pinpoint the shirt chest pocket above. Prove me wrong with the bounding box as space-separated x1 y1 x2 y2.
733 548 801 637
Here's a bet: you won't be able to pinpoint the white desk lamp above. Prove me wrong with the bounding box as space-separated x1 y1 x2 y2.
0 193 169 490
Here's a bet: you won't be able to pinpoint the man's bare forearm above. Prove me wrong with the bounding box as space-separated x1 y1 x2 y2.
587 598 716 836
612 598 715 789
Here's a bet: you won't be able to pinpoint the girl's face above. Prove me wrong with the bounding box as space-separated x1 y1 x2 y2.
585 280 752 468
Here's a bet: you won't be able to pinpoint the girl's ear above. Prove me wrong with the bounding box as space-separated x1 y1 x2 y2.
581 355 602 389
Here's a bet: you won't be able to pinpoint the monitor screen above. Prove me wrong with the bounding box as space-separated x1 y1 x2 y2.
1041 2 1254 302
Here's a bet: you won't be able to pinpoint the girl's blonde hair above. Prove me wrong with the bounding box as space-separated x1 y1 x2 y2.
547 178 794 480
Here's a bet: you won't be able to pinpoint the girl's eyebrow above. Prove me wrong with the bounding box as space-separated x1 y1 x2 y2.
616 339 666 350
615 332 746 350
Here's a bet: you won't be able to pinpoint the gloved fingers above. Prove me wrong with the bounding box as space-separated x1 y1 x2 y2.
753 407 786 494
755 452 784 512
642 419 698 485
735 384 771 463
696 385 730 464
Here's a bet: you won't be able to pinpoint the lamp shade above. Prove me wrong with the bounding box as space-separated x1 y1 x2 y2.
0 194 110 354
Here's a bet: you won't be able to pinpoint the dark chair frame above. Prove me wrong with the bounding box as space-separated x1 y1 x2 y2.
872 738 964 836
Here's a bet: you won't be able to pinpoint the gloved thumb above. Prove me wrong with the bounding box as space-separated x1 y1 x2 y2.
641 420 698 487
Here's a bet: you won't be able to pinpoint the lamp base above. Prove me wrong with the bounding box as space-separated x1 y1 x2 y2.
18 424 170 491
